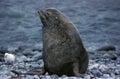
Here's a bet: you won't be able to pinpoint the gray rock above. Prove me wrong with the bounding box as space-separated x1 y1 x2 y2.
17 55 27 63
110 54 117 60
32 52 42 61
34 75 40 79
99 65 108 73
110 73 115 78
0 47 8 54
115 70 120 75
91 68 103 77
96 45 116 51
17 45 31 52
103 74 110 78
0 47 8 61
32 43 42 52
50 75 59 79
22 49 33 56
84 75 91 79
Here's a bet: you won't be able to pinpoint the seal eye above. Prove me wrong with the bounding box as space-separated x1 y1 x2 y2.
55 17 58 19
46 12 51 16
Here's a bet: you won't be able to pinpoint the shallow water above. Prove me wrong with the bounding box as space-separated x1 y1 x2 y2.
0 0 120 51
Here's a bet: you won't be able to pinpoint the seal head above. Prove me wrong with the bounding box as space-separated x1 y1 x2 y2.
38 8 72 27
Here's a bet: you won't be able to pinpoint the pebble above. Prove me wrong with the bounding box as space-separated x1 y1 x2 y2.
0 47 8 54
115 70 120 75
34 75 40 79
92 69 103 77
84 75 91 79
50 75 59 79
103 74 110 78
99 64 107 73
96 45 116 51
32 52 42 61
110 73 115 78
22 49 33 56
111 54 117 60
17 55 27 62
4 53 15 65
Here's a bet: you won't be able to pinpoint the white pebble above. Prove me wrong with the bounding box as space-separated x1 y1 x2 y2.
84 75 91 79
4 53 15 65
89 63 99 69
103 74 110 78
34 75 40 79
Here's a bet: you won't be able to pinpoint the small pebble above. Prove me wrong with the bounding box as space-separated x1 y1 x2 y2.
103 74 110 78
34 75 40 79
84 75 91 79
111 55 117 60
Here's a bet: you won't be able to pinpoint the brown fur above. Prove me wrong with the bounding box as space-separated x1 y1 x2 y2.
38 8 89 76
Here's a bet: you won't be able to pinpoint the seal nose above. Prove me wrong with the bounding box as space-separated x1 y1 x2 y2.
38 10 46 20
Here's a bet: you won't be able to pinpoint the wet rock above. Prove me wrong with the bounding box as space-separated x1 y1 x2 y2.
96 45 116 51
61 75 67 78
0 54 4 61
32 47 42 52
4 53 16 65
32 52 42 61
28 63 40 68
17 63 26 69
0 47 8 61
33 43 43 50
34 75 40 79
17 55 27 62
22 49 33 56
7 46 18 53
84 75 91 79
115 70 120 75
103 74 110 78
41 75 51 79
91 68 103 77
32 43 42 52
0 47 8 54
37 60 44 67
50 75 59 79
110 54 117 60
110 73 115 78
16 45 31 52
89 63 99 70
99 65 108 73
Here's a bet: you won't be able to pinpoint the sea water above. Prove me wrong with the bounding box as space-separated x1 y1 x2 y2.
0 0 120 51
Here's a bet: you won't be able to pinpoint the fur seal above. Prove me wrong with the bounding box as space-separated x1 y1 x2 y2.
38 8 89 76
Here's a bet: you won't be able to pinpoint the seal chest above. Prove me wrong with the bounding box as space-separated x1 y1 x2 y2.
38 8 89 76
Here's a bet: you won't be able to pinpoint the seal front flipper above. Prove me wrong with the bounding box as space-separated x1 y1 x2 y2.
72 60 85 77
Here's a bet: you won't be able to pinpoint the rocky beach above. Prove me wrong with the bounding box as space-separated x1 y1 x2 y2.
0 45 120 79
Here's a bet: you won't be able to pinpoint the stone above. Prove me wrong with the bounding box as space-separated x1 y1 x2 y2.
96 45 116 51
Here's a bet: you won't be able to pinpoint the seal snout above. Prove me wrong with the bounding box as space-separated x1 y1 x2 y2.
38 10 46 20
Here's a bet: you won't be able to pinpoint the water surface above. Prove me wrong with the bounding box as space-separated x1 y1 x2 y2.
0 0 120 51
